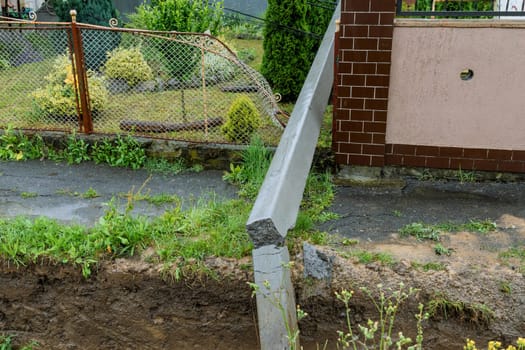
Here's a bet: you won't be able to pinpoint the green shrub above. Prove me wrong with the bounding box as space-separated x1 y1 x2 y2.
261 0 334 102
127 0 224 80
0 58 10 70
261 0 311 102
127 0 223 34
91 135 146 169
52 0 120 70
32 54 108 119
103 46 153 87
200 52 235 84
221 95 261 143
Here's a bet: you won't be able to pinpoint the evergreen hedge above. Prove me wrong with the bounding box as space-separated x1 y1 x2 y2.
261 0 333 102
52 0 120 70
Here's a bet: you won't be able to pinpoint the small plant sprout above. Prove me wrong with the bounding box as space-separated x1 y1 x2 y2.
392 210 403 217
82 187 100 199
434 243 453 256
342 238 359 246
457 166 477 183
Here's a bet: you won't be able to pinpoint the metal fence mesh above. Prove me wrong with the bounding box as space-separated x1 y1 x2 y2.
0 22 74 132
0 19 284 145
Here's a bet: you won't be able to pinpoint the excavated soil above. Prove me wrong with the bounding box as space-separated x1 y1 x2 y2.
1 217 524 350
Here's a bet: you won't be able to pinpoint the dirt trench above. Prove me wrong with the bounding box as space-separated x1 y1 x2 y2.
1 228 524 350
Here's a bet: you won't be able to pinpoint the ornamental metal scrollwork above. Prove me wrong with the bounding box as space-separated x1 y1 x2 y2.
28 11 37 21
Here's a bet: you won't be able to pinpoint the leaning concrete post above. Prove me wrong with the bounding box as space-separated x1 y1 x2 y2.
246 2 340 349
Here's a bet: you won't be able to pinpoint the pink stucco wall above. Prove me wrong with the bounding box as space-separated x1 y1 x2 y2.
387 20 525 150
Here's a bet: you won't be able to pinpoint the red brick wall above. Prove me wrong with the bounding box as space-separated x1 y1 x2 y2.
333 0 525 174
386 144 525 173
333 0 395 167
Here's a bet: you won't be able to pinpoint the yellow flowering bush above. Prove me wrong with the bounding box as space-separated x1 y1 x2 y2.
32 54 108 119
465 338 525 350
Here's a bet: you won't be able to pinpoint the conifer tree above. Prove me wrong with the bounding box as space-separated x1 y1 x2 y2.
305 2 333 65
261 0 333 102
261 0 310 102
52 0 120 70
53 0 118 26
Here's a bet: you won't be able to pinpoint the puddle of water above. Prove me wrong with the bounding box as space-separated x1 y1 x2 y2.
28 202 95 225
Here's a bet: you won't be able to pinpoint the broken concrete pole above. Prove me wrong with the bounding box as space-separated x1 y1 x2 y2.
252 244 299 350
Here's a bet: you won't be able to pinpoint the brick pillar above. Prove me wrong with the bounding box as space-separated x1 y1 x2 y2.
333 0 395 167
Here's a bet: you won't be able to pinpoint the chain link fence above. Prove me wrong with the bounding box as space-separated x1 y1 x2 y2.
0 17 284 145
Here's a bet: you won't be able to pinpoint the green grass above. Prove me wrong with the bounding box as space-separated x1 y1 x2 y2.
399 219 497 241
0 137 338 279
411 261 447 271
0 59 55 122
499 247 525 274
426 294 494 325
0 52 283 145
339 249 395 266
82 188 100 199
0 195 253 278
434 243 453 256
279 103 333 149
223 36 264 72
0 335 39 350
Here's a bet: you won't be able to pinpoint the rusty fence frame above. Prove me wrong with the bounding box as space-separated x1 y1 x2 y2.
0 11 282 144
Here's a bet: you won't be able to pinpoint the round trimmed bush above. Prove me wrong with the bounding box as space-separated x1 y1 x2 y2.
103 46 153 87
221 95 261 143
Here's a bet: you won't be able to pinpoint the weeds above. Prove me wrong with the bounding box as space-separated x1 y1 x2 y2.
0 128 148 170
91 135 145 169
457 167 478 183
434 243 453 256
143 156 202 174
399 222 441 241
498 281 512 294
82 187 99 199
426 294 494 325
335 283 426 350
223 135 272 200
0 193 253 278
499 247 525 274
0 335 39 350
21 192 38 199
399 219 497 241
248 279 306 350
465 338 525 350
0 126 45 161
63 134 90 164
223 136 338 245
353 250 395 266
411 262 447 272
